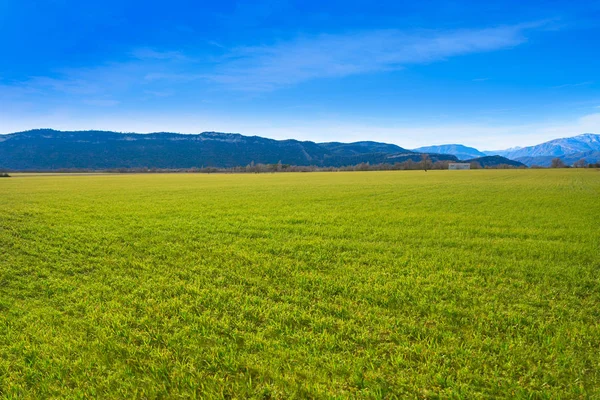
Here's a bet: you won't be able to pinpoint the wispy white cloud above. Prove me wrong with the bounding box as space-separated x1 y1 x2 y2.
82 99 120 107
206 40 226 49
198 23 542 91
552 81 594 89
25 76 101 95
143 72 201 82
0 22 547 101
131 48 188 61
0 58 175 102
143 90 175 98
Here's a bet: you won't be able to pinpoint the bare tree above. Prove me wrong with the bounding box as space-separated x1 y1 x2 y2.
550 158 566 168
420 154 432 171
573 158 587 168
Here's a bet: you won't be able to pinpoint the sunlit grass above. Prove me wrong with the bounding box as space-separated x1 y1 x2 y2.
1 170 598 398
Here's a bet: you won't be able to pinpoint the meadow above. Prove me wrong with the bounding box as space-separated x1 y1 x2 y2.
0 170 598 398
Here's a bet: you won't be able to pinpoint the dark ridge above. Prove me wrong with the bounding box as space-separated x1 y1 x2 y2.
464 155 526 168
0 129 458 170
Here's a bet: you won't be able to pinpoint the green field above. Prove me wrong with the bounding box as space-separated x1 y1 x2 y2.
1 170 599 398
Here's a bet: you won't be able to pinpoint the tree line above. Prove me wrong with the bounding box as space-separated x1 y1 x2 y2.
2 158 519 174
3 156 597 174
540 158 600 168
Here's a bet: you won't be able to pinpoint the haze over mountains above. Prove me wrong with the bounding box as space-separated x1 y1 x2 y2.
412 133 600 167
488 134 600 166
412 144 486 160
0 129 597 170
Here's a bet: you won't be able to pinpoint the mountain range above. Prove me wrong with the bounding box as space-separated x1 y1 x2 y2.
412 144 486 160
1 129 595 170
412 133 600 167
0 129 463 170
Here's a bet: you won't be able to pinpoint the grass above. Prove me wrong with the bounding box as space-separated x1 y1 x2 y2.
0 170 599 398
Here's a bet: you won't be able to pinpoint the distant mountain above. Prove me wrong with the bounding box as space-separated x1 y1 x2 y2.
6 129 595 170
465 156 526 168
409 145 524 167
321 141 407 156
487 134 600 160
412 144 486 160
0 129 459 170
483 146 521 157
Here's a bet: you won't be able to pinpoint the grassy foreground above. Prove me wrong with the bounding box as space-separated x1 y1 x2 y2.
0 170 599 398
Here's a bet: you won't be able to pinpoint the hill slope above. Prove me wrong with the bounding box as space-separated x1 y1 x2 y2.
0 129 460 170
466 155 526 168
489 134 600 159
412 144 486 160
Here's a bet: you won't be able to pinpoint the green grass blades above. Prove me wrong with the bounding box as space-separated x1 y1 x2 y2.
0 170 599 398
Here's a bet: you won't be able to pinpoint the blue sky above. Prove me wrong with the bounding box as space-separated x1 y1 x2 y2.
1 0 599 149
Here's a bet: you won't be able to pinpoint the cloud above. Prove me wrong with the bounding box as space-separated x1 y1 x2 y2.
577 112 600 129
0 57 180 103
25 76 101 96
143 72 201 82
199 23 540 91
131 48 188 61
82 99 120 107
552 81 594 89
143 90 174 98
0 21 547 101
